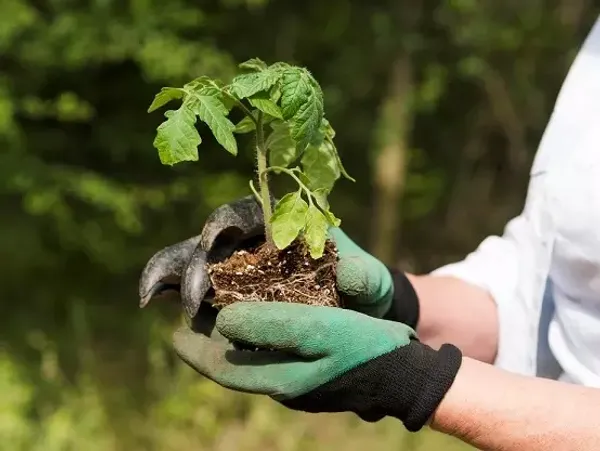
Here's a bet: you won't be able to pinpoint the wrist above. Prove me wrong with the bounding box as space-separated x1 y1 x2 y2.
383 269 420 329
380 340 463 431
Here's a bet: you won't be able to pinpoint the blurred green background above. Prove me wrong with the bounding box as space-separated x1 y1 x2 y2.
1 1 597 450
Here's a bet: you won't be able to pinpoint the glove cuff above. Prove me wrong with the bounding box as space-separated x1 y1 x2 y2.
281 339 462 432
383 269 420 329
398 341 463 431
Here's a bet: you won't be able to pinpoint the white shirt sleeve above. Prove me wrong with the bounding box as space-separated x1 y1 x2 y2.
429 15 600 374
430 165 553 373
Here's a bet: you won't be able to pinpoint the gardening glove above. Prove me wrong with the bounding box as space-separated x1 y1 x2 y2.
138 196 419 326
173 302 462 432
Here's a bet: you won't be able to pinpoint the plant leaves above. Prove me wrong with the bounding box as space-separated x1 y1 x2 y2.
148 87 183 113
191 95 237 155
249 91 283 119
182 78 237 113
301 141 340 191
328 138 355 182
313 188 341 227
321 118 336 140
183 76 214 92
152 104 201 166
279 68 310 119
234 115 256 134
230 71 280 99
269 62 292 72
303 204 329 258
239 58 268 72
266 122 297 168
270 191 309 249
279 68 324 152
309 117 336 146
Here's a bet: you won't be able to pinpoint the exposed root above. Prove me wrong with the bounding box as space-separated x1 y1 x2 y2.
207 239 340 308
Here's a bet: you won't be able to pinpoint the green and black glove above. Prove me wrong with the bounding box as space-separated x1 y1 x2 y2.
173 302 462 432
138 196 444 431
139 196 419 326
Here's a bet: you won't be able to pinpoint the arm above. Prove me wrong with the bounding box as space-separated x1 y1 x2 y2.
408 273 498 364
433 357 600 451
398 167 551 371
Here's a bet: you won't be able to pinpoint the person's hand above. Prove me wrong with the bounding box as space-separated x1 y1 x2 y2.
173 302 462 432
138 195 410 321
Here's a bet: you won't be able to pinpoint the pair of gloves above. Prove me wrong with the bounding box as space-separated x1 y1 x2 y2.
139 197 462 432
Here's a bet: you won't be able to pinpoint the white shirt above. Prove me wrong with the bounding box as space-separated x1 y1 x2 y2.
431 16 600 386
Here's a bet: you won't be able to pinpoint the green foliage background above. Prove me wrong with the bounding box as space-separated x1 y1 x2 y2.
1 1 597 449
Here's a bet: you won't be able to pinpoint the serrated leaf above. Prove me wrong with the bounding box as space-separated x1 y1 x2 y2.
328 139 355 182
270 85 282 103
269 62 292 72
292 97 323 151
191 95 237 155
304 204 329 258
220 93 237 112
153 104 201 166
267 122 297 167
279 68 324 152
230 71 281 99
148 87 183 113
270 191 309 249
239 58 268 72
249 92 283 119
321 118 336 139
183 76 213 92
279 68 311 119
309 117 336 146
184 79 237 113
301 141 340 191
313 188 341 227
234 115 256 134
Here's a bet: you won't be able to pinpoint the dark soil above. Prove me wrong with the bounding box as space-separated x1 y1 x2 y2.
207 239 340 308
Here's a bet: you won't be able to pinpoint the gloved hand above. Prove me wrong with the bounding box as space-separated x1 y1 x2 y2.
138 196 419 324
173 302 462 432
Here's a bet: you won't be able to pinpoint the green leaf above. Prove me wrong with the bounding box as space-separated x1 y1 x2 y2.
184 78 237 113
220 93 237 112
269 62 292 72
270 191 309 249
321 118 336 140
230 71 281 99
191 95 237 156
148 87 183 113
152 104 201 166
309 117 336 146
270 85 282 103
249 91 283 119
184 76 214 92
304 204 329 258
279 68 310 119
267 122 297 167
279 68 324 152
313 188 341 227
328 138 355 182
239 58 268 72
234 115 256 134
301 141 340 191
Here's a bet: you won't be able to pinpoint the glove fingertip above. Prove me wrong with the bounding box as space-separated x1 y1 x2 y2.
336 257 369 297
215 302 253 338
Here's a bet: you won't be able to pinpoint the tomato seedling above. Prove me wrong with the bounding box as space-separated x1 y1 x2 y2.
148 58 353 259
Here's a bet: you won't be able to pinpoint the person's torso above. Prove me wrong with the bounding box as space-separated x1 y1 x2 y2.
543 21 600 385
